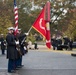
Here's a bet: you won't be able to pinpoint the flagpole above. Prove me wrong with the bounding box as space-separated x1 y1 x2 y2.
21 26 32 45
27 26 32 33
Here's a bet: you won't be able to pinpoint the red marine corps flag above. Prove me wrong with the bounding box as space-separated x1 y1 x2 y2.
14 0 18 35
32 1 51 49
32 8 46 38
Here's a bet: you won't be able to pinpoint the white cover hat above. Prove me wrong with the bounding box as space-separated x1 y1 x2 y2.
8 27 14 30
18 28 21 31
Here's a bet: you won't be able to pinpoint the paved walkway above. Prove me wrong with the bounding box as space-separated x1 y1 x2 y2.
0 45 76 75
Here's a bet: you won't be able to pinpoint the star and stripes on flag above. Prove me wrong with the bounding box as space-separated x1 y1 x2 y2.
14 0 18 35
32 1 51 49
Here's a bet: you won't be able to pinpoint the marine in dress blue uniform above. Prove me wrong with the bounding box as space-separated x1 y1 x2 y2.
16 29 27 68
6 27 17 73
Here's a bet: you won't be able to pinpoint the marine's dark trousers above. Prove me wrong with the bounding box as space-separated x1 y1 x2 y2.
16 56 22 67
1 49 5 55
8 59 15 72
19 56 22 66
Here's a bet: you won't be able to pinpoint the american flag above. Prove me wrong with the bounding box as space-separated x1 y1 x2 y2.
14 0 18 35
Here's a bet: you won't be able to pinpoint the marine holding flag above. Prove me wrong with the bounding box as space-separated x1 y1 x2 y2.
6 0 29 73
6 0 20 71
14 0 27 69
32 1 51 49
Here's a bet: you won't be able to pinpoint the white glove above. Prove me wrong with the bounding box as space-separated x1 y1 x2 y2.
24 46 26 50
25 33 29 35
15 41 19 45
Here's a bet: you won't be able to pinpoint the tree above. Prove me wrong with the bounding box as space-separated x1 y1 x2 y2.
50 0 76 37
0 0 76 40
64 12 76 40
0 0 13 35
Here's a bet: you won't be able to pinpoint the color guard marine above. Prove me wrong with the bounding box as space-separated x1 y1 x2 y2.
6 27 18 73
15 28 28 68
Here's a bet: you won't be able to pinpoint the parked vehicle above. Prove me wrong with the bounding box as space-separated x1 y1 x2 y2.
72 42 76 48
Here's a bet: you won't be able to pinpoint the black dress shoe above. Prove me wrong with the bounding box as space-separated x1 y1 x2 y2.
15 68 19 70
17 65 24 68
8 70 16 73
17 66 21 68
21 65 24 67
